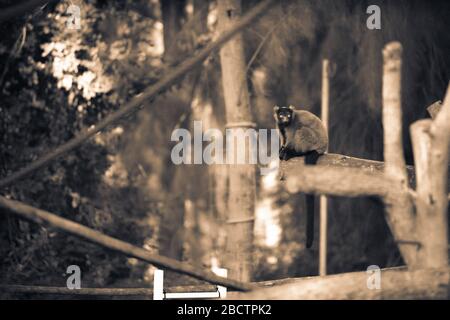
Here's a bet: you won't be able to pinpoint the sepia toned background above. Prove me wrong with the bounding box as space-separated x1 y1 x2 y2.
0 0 449 299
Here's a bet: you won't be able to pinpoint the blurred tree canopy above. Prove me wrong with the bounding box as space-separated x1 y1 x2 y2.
0 0 449 298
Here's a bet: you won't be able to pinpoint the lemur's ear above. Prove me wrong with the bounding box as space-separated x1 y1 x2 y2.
273 105 280 112
288 105 295 111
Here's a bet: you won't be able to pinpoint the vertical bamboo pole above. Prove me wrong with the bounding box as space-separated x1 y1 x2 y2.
410 85 450 269
381 42 417 267
218 0 256 282
319 59 330 276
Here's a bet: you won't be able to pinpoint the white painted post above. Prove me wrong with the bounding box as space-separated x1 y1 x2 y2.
153 267 227 300
213 267 228 298
153 269 164 300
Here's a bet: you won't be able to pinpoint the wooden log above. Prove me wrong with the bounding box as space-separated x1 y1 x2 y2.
411 85 450 269
280 154 421 188
0 196 254 292
381 42 417 267
382 42 408 184
228 267 450 300
0 0 277 190
283 163 393 197
0 284 219 297
0 285 155 297
280 153 450 192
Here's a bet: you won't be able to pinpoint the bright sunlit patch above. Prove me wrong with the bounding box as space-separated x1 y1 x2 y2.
266 256 278 265
261 159 279 191
255 198 281 247
103 155 129 187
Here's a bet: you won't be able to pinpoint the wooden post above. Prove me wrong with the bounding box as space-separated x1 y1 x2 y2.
319 59 330 276
218 0 256 282
410 85 450 269
381 42 417 267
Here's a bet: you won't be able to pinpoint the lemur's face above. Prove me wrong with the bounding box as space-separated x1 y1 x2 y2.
274 106 294 125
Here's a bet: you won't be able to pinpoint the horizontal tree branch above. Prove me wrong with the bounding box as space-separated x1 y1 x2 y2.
0 0 276 189
0 276 335 297
0 285 156 297
280 153 450 193
281 156 394 197
0 283 223 297
228 267 450 299
0 196 254 291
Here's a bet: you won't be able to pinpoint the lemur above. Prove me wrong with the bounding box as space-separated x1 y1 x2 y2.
274 105 328 248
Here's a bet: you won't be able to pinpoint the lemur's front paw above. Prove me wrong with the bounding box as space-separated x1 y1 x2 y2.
279 147 288 161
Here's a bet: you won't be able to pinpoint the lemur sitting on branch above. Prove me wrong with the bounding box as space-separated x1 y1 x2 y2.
274 105 328 248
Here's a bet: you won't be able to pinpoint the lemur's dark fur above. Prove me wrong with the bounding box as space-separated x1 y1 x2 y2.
274 105 328 248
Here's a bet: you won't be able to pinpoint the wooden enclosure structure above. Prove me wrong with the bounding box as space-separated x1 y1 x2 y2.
0 0 449 299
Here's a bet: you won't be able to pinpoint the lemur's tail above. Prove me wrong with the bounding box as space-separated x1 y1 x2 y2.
305 151 321 249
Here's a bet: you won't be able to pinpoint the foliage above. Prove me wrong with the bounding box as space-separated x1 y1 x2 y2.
0 0 163 293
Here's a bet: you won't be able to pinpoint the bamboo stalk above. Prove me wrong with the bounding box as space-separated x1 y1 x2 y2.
218 0 256 282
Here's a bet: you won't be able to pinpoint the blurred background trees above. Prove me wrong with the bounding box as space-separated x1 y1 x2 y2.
0 0 449 297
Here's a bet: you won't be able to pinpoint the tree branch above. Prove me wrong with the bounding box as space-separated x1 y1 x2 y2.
282 160 393 198
281 153 450 192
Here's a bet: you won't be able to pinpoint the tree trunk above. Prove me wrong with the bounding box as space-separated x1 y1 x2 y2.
218 0 256 282
161 0 186 62
159 0 188 267
410 86 450 269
